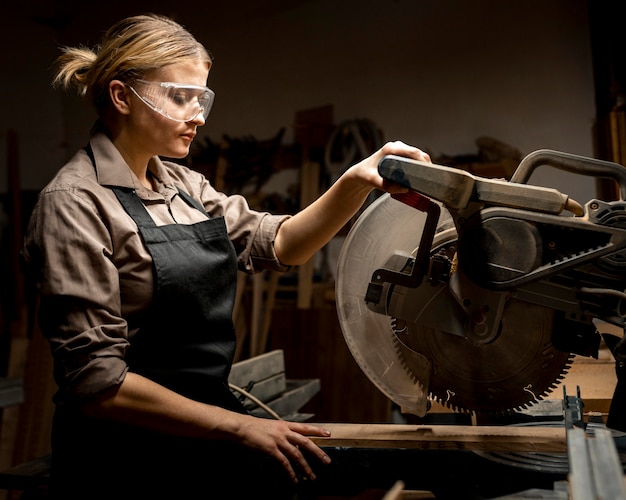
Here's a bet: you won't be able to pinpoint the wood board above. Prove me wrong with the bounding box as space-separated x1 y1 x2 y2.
310 423 567 453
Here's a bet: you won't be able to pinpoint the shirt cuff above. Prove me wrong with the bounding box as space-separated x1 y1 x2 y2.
247 214 291 272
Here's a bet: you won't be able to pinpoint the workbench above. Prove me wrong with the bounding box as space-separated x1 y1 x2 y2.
299 384 626 499
296 423 565 498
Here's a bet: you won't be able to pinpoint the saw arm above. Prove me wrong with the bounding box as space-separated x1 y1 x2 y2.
378 153 581 215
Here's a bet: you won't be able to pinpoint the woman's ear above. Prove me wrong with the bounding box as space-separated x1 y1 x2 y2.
109 80 131 116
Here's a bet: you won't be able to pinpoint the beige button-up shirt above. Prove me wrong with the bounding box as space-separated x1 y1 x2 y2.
21 129 289 404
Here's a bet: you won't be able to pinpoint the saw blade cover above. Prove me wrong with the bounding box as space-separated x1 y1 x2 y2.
335 195 448 417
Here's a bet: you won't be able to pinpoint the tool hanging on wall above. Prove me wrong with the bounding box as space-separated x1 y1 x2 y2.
323 118 384 182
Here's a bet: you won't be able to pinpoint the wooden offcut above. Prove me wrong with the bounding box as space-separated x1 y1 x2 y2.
311 423 567 453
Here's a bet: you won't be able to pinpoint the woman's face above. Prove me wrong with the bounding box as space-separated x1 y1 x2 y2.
126 59 211 160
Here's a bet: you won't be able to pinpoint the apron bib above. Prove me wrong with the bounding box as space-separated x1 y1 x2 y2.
113 186 244 412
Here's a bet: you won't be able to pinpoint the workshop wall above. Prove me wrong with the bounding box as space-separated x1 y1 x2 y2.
0 0 597 202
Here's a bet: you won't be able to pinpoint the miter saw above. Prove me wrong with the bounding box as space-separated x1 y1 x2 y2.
335 149 626 423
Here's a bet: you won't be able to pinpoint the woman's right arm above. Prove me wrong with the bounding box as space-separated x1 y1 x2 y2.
84 371 332 483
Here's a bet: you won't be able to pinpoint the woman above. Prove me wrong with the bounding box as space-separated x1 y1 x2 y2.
21 13 430 499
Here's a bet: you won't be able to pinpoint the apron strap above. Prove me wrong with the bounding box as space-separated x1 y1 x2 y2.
113 187 211 228
85 143 209 223
113 188 157 228
177 188 210 217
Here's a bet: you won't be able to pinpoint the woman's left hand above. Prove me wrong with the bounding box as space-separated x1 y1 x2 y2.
274 140 431 266
345 140 431 194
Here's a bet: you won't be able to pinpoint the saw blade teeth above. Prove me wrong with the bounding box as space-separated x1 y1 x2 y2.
392 334 417 383
390 318 423 385
386 258 576 416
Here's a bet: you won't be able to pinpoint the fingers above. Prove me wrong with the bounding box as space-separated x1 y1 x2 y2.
279 433 332 483
244 418 333 484
270 423 332 483
294 423 331 438
369 141 430 194
381 140 431 163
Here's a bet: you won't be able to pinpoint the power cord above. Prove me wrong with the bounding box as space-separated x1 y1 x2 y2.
228 382 283 420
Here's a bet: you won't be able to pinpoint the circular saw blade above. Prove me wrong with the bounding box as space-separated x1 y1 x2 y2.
392 298 573 414
336 194 573 416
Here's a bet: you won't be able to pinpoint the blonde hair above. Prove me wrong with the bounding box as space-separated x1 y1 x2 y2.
52 13 212 113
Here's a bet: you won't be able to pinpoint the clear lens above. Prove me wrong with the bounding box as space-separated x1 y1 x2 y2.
128 80 215 122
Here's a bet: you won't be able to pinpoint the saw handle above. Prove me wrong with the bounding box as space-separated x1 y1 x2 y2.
511 149 626 201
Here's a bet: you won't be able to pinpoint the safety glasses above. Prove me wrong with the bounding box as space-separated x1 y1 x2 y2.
126 79 215 122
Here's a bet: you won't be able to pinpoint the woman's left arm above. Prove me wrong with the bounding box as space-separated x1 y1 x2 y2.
274 141 430 265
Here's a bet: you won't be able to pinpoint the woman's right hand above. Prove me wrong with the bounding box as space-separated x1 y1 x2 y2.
236 414 332 483
83 373 332 483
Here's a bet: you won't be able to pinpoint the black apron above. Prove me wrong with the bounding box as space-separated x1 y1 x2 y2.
49 169 292 499
113 186 245 411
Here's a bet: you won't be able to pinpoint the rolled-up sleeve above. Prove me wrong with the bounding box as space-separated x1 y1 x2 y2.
192 172 291 274
23 186 129 404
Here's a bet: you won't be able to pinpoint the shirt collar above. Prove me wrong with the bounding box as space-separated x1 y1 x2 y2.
89 125 178 198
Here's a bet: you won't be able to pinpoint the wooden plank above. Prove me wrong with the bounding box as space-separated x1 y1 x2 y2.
297 161 320 309
310 423 567 453
249 270 281 357
382 481 436 500
256 270 280 355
